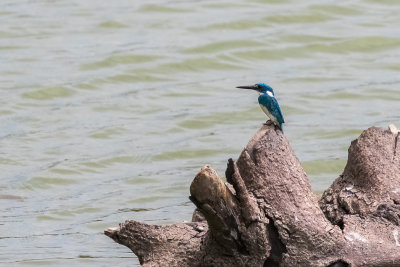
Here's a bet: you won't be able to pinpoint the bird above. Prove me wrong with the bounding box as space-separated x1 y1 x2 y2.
237 83 285 131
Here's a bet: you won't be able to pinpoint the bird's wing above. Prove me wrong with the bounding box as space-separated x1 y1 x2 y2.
258 94 285 124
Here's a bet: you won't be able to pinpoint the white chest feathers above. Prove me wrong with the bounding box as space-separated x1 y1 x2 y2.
259 104 278 124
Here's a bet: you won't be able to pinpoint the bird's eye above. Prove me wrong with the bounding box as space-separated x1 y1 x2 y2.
255 84 260 88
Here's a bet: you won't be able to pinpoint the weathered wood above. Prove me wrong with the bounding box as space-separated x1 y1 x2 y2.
104 220 208 266
320 126 400 224
105 124 400 266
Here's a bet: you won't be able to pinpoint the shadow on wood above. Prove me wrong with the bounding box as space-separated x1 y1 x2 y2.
105 124 400 266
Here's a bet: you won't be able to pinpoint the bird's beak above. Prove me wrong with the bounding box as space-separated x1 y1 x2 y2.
236 85 259 91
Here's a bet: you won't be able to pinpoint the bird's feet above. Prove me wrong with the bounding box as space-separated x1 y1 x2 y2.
263 120 274 126
263 120 283 132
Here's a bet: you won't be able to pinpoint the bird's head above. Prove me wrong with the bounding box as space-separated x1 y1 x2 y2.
237 83 274 95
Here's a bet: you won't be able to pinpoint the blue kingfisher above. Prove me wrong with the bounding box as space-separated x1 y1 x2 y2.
237 83 285 131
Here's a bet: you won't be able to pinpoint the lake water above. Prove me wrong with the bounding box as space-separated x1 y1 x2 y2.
1 0 400 265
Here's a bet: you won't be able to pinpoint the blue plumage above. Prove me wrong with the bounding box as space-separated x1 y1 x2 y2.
237 83 285 130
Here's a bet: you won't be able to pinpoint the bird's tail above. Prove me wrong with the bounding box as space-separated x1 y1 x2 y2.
280 124 284 133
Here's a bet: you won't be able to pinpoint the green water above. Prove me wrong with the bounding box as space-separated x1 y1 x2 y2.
1 0 400 266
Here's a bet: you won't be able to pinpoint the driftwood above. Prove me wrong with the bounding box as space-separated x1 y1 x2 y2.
105 124 400 266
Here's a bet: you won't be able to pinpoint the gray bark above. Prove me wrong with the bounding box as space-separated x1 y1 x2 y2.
105 124 400 266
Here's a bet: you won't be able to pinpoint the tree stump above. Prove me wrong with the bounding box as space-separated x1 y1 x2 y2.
105 124 400 266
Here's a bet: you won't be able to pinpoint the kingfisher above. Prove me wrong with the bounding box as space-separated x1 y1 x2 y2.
237 83 285 131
